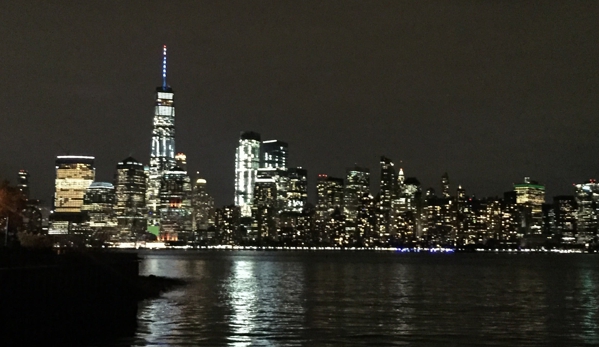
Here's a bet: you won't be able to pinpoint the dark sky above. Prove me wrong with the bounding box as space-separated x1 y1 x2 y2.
1 1 598 206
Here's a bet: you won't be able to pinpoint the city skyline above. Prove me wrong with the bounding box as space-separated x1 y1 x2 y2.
1 1 599 206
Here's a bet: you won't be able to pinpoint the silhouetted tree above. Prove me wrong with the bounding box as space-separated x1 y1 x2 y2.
0 180 26 246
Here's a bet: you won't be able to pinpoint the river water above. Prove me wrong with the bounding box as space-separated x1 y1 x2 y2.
111 251 599 346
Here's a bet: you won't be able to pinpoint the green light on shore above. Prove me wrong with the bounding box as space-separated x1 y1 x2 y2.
147 225 160 236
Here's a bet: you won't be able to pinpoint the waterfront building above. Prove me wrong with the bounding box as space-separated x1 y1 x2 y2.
379 156 397 210
191 176 215 232
286 167 308 213
574 180 599 244
315 174 344 220
252 173 278 240
356 193 377 246
553 195 577 243
81 182 117 232
234 131 261 216
514 177 545 234
482 197 502 242
159 166 192 240
50 155 95 234
279 207 315 245
501 191 523 242
148 45 176 227
261 140 288 169
315 174 344 241
344 165 370 223
328 209 348 246
391 175 421 242
423 190 443 244
542 203 556 235
215 205 241 244
114 157 147 238
255 167 290 211
454 185 470 244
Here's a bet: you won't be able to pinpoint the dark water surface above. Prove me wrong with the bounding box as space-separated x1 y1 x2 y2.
111 251 599 346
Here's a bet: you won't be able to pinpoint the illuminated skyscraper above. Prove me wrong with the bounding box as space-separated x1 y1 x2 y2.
17 170 43 234
316 174 344 220
234 131 261 216
191 176 215 231
17 170 30 199
53 156 95 213
252 172 278 239
441 172 450 198
114 157 147 237
148 45 176 227
286 167 308 213
175 153 187 171
255 167 289 211
553 195 577 244
50 155 95 234
574 180 599 244
379 156 397 210
261 140 288 169
344 165 370 223
81 182 117 231
159 166 192 240
514 177 545 234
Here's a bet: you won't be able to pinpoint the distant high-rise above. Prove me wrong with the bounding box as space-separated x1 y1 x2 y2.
17 170 30 199
191 176 215 231
441 172 450 198
344 165 370 222
553 195 577 243
114 157 147 236
159 166 192 238
252 171 278 239
574 180 598 244
81 182 117 231
234 131 261 216
379 156 397 210
316 174 344 220
397 167 405 188
175 153 187 171
148 45 176 227
261 140 288 169
514 177 545 234
53 156 95 213
286 167 308 213
17 170 43 234
50 155 95 234
255 167 289 211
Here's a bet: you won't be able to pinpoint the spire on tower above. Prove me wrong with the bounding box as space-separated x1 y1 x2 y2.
162 45 167 89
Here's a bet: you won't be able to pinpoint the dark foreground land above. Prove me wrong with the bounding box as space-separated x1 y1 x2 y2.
0 248 184 345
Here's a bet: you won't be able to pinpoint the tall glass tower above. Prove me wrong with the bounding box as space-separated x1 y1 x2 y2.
261 140 288 169
379 156 397 210
344 165 370 223
115 157 147 237
148 45 176 226
234 131 261 216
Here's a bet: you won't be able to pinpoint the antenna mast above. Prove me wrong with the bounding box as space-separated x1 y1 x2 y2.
162 45 167 89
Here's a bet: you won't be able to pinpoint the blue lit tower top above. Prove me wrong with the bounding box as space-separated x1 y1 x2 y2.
150 45 176 172
162 45 167 90
148 45 176 227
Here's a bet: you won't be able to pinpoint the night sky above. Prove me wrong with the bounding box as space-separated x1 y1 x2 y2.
1 1 598 206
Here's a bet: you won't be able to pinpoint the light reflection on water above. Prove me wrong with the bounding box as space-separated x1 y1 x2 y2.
124 252 599 346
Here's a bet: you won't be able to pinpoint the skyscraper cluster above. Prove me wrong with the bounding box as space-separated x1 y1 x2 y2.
7 46 598 250
226 147 598 249
42 46 214 243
